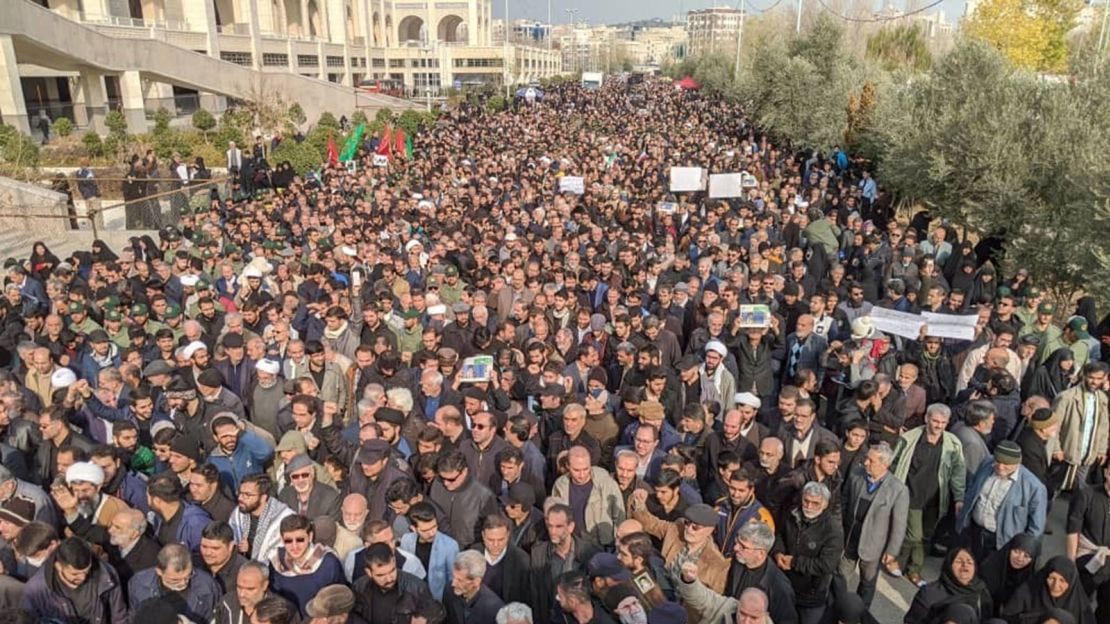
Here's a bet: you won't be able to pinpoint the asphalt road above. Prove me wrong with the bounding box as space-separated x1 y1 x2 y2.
857 494 1071 623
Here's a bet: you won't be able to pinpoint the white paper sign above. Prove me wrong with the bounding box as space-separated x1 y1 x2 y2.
868 308 925 340
669 167 706 192
708 173 744 198
867 308 980 341
372 154 389 168
559 176 585 195
921 312 979 341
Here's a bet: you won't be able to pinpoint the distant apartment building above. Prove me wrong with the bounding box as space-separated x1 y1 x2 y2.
685 7 742 59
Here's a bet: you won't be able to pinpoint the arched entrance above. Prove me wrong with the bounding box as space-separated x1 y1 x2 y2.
397 15 425 44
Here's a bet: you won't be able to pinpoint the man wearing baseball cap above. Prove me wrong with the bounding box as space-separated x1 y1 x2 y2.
958 439 1048 561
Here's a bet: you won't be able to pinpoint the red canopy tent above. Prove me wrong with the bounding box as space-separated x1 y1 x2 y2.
675 76 701 91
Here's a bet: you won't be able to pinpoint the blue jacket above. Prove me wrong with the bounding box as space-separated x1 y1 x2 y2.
128 567 223 623
152 501 211 554
957 460 1047 550
76 347 121 386
400 530 459 601
207 429 273 492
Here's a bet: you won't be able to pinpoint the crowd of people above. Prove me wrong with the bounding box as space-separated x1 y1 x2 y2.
0 76 1107 624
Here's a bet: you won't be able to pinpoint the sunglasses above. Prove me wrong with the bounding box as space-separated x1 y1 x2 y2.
289 472 312 480
282 536 308 544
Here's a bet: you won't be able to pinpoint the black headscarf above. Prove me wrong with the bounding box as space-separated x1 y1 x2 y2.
1027 348 1075 401
1002 556 1095 624
940 603 981 624
981 533 1041 607
90 239 118 263
938 547 993 616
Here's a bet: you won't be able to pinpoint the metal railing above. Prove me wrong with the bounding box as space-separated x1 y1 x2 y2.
38 175 233 236
78 12 195 32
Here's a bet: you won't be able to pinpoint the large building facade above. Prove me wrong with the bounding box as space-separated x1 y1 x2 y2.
1 0 561 135
685 7 741 59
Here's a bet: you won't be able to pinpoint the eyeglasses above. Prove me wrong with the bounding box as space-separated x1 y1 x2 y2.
439 471 464 483
472 424 490 430
289 472 312 481
282 536 308 544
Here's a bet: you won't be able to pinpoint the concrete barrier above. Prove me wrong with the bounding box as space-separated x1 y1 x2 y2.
0 175 70 237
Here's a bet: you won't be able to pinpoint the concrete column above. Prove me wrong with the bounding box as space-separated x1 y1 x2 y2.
183 0 221 55
82 0 112 21
0 35 29 135
317 41 327 80
77 72 109 132
467 1 477 45
342 43 353 86
300 0 310 37
287 39 296 74
247 0 263 70
118 70 149 132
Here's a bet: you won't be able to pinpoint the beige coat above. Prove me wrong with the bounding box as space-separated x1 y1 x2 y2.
1052 384 1110 466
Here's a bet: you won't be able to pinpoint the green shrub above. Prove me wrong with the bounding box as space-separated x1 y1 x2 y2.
0 128 40 167
374 108 394 124
316 112 340 131
214 123 244 150
272 138 324 176
152 128 192 159
288 103 307 126
52 117 75 138
82 131 105 157
192 109 216 136
152 107 172 135
105 110 128 136
350 110 368 128
487 95 507 112
396 110 424 135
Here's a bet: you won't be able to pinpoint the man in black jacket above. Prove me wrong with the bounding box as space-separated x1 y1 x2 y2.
477 514 530 605
353 542 435 624
529 503 602 622
444 549 504 624
105 508 159 587
727 521 798 624
775 481 843 624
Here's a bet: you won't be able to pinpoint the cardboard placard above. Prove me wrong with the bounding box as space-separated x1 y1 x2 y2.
559 176 585 195
669 167 706 192
738 304 771 328
708 173 744 198
459 355 494 382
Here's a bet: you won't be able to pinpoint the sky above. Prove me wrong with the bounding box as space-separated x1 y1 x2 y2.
492 0 969 26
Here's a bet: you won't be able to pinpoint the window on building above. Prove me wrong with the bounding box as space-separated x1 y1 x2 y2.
327 56 345 67
262 53 289 67
297 55 319 67
220 52 252 66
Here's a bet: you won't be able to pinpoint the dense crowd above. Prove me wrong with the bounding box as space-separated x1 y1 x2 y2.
0 77 1107 624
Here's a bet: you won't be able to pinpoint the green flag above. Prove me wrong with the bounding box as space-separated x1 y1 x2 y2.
405 135 413 159
339 122 366 162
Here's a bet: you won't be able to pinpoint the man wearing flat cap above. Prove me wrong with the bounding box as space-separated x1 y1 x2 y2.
278 453 342 521
305 583 364 623
628 493 730 597
958 439 1048 561
347 439 406 522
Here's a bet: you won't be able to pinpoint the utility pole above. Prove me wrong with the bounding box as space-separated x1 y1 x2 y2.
548 0 553 50
733 0 744 80
504 0 510 98
1098 0 1110 71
